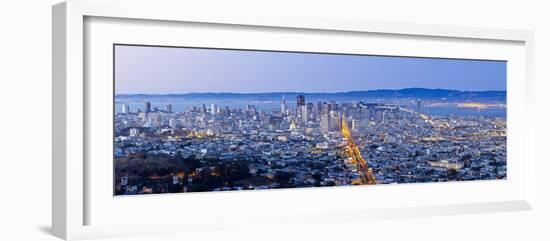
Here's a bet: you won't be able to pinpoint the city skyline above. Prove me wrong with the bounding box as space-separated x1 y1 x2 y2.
115 45 506 94
114 93 507 195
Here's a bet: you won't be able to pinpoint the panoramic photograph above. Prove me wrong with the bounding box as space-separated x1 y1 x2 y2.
113 44 507 195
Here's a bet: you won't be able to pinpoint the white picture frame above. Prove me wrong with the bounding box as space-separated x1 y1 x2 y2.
52 0 535 240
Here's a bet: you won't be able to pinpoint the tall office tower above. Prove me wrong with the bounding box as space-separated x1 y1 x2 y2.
144 101 151 113
327 102 333 113
329 101 337 111
330 110 340 131
416 99 422 114
166 104 172 113
156 114 163 128
280 95 287 115
296 95 305 107
321 103 329 115
306 102 314 119
201 104 207 113
301 105 308 123
169 118 177 129
320 113 331 133
296 95 305 120
224 106 230 115
210 103 218 115
121 104 130 114
316 101 323 114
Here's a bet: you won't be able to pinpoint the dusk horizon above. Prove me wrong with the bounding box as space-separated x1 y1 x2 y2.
115 87 507 96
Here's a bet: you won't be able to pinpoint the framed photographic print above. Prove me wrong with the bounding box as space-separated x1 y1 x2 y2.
52 0 535 240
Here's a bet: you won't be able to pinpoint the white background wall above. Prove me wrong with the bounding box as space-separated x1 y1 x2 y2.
0 0 548 240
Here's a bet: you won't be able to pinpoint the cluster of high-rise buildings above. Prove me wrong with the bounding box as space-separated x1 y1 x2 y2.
113 94 506 194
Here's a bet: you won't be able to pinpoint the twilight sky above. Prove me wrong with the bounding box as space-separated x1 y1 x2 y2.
114 45 506 94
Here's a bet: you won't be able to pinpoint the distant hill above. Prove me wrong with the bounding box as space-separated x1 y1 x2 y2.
345 88 505 98
116 88 505 99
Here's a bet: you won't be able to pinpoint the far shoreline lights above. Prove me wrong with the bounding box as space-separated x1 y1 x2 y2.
113 45 506 195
